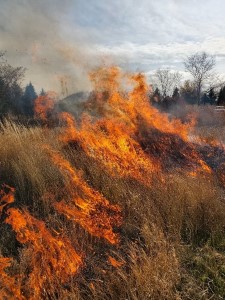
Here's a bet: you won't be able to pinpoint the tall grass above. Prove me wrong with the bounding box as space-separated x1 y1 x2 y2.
0 118 225 299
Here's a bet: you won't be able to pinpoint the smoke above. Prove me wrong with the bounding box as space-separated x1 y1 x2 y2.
165 102 225 130
0 0 103 95
2 0 225 97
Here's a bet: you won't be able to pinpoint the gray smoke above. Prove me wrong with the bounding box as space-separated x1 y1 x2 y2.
0 0 103 95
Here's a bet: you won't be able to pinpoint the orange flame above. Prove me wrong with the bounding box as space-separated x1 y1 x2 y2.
34 92 56 122
0 257 24 300
45 148 122 245
2 65 225 298
108 256 124 268
0 185 15 216
5 207 82 298
0 187 82 299
88 67 194 140
59 105 159 186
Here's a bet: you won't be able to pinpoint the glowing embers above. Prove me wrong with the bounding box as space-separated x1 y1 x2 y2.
46 149 122 245
108 255 124 268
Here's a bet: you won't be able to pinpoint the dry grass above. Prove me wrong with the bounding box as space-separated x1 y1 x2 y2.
0 118 225 299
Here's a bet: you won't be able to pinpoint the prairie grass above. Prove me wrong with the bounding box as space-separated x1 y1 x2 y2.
0 117 225 299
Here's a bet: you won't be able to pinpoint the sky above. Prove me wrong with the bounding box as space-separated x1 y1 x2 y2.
1 0 225 95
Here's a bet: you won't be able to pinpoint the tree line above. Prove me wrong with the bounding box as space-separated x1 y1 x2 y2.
1 51 225 119
150 52 225 109
0 52 45 119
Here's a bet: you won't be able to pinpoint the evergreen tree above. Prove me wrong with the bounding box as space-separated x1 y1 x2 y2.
40 88 46 96
0 77 8 114
21 82 37 116
180 80 196 104
208 88 216 105
161 95 172 110
201 93 210 105
217 86 225 105
172 87 180 104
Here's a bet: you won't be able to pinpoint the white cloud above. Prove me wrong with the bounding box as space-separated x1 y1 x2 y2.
0 0 225 93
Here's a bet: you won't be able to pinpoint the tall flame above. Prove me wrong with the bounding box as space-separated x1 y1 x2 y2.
59 67 216 183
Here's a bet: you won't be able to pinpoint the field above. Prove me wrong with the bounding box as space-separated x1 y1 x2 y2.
0 67 225 300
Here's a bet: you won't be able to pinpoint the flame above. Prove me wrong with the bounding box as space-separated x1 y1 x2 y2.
59 112 159 185
108 255 124 267
88 67 194 140
34 92 57 122
59 67 217 184
0 257 24 300
45 147 122 244
1 65 225 298
32 66 222 186
0 187 82 299
0 187 24 299
5 207 82 298
0 185 15 216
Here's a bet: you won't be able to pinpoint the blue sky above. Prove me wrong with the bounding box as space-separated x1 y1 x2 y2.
0 0 225 94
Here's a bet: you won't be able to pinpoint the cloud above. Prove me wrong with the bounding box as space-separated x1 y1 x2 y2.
0 0 104 94
0 0 225 94
96 37 225 73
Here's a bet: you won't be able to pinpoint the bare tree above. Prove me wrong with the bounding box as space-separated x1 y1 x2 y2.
184 52 215 105
153 69 182 98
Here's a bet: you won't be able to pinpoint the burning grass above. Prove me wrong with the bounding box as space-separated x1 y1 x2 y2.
0 67 225 299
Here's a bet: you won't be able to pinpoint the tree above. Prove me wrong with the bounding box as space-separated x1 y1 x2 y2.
40 88 46 96
153 69 182 98
208 88 217 105
201 93 210 105
184 52 215 105
172 87 180 101
20 82 37 116
180 80 196 104
217 86 225 105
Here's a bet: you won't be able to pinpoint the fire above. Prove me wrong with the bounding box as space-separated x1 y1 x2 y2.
59 112 159 185
1 65 225 298
88 67 194 140
108 255 124 267
0 187 23 299
59 67 219 184
0 185 15 216
40 66 223 185
0 257 24 300
34 92 57 122
45 148 122 244
0 186 82 299
6 208 82 297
